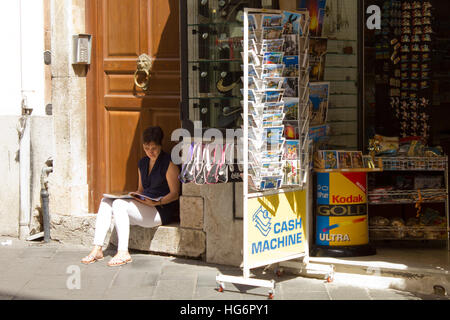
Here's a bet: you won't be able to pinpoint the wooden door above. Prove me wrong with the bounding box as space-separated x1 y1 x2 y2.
86 0 180 212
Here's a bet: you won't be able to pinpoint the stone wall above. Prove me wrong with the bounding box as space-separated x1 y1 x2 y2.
48 0 89 217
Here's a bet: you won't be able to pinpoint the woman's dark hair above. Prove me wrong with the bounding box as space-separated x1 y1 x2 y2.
143 126 164 145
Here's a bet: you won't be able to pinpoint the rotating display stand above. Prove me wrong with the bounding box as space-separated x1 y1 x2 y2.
216 8 317 298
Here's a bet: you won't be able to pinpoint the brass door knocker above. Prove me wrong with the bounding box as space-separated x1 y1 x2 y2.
134 53 153 91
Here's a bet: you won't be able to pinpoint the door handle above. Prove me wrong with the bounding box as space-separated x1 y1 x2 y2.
134 53 153 91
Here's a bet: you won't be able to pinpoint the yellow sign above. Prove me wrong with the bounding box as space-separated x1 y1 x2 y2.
247 190 307 267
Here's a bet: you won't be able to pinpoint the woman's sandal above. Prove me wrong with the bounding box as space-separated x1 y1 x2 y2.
107 256 132 267
81 254 104 264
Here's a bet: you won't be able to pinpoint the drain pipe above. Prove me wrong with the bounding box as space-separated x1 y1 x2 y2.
17 97 33 240
40 158 53 242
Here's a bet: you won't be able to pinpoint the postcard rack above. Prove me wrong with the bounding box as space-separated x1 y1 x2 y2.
241 9 311 194
216 8 313 298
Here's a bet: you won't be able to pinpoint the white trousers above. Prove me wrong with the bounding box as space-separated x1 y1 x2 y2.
93 198 162 251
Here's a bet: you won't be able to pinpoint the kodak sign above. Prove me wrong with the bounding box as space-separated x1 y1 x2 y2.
317 172 366 205
332 194 364 204
316 171 369 247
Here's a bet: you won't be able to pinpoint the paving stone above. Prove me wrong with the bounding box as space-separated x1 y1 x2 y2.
153 279 196 300
196 270 220 287
103 286 156 300
193 286 241 300
280 278 327 293
111 271 151 288
326 285 371 300
17 247 58 259
21 275 71 290
368 289 420 300
280 289 331 300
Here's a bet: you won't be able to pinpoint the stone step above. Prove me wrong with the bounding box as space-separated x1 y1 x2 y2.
109 223 206 258
50 213 206 259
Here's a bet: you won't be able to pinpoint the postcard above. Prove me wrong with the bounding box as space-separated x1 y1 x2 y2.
246 113 262 129
282 78 299 98
262 14 283 27
261 161 284 173
241 49 260 67
351 151 364 169
262 26 283 40
248 14 257 30
283 160 300 185
309 38 328 81
241 38 259 53
283 98 299 120
263 52 284 65
241 89 263 104
243 64 260 78
264 126 284 143
338 151 353 169
262 64 284 78
283 34 299 56
309 82 330 126
284 122 298 140
309 124 329 142
241 76 261 91
262 90 283 104
298 1 326 37
260 176 283 190
282 56 299 77
263 112 285 127
282 11 303 35
261 39 284 53
263 102 285 114
283 140 299 160
323 150 338 169
263 112 284 122
263 77 284 90
245 101 264 117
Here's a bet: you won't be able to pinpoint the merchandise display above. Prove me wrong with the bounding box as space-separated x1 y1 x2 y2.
178 142 237 185
242 10 311 192
375 0 434 140
314 150 367 170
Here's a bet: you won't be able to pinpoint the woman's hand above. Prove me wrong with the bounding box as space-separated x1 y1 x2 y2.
129 192 158 207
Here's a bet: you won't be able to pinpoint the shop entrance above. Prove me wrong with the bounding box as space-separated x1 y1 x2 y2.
86 0 181 211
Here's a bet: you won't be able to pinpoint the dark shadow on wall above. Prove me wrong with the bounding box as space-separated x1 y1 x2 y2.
123 0 181 193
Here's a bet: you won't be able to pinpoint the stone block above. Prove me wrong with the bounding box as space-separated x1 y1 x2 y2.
50 213 112 247
110 224 206 258
203 183 243 267
181 183 202 196
180 196 203 230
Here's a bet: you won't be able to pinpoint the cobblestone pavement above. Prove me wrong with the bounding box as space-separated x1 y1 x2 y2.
0 238 447 301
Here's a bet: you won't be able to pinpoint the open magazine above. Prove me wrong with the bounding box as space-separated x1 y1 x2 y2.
103 192 163 202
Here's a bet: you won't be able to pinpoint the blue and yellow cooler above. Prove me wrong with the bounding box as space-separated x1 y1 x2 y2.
312 171 376 257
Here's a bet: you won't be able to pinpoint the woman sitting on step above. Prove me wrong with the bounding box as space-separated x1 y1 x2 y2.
81 126 180 266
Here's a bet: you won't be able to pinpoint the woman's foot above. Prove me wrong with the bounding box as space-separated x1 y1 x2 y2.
107 251 132 267
81 247 104 264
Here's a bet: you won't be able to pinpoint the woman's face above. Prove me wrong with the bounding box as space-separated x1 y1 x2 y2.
143 142 161 159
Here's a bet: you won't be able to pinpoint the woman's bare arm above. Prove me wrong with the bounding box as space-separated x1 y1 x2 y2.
137 169 144 193
160 162 180 205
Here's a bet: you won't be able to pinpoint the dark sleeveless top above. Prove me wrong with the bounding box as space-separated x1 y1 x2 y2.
138 151 179 225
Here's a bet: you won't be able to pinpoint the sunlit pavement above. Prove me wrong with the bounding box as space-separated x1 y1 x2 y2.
0 237 447 300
